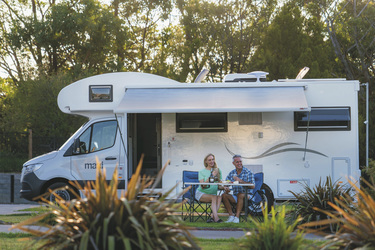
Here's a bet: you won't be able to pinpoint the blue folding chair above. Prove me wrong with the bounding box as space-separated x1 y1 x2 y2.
247 172 266 217
182 171 212 222
230 172 266 222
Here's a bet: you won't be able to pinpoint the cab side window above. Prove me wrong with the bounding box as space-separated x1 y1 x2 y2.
77 120 117 154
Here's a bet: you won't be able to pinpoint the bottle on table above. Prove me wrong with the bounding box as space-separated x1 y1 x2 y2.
209 169 215 183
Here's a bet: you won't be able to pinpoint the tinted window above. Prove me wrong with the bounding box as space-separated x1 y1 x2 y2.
294 107 351 131
176 113 227 132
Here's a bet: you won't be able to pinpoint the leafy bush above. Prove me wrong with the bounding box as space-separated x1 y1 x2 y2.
0 151 27 172
240 205 304 250
300 178 375 249
288 176 352 228
12 157 198 249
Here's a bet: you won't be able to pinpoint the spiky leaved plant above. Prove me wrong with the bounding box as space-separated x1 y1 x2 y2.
240 205 304 250
287 176 352 229
300 178 375 249
12 156 198 249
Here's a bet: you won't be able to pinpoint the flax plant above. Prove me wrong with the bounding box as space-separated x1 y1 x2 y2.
300 178 375 249
240 205 304 250
288 176 352 228
12 156 198 249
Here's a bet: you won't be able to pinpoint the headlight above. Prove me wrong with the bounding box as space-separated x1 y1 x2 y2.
21 163 43 182
24 163 43 175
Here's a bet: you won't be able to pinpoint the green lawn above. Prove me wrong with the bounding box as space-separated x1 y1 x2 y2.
0 233 41 250
0 203 327 250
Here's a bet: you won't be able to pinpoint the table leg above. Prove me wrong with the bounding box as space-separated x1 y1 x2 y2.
244 186 248 222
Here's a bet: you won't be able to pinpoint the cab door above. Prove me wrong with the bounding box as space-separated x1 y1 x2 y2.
70 119 120 183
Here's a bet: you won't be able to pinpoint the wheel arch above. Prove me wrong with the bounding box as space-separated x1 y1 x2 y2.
41 178 79 197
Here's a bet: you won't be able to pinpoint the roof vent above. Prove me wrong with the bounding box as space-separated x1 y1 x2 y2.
224 71 269 82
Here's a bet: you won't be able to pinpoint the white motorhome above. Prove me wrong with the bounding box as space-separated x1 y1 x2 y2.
20 71 360 205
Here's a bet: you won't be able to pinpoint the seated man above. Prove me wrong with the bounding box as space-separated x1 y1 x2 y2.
222 154 254 223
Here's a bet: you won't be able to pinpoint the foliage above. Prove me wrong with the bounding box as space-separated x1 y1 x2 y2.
288 176 353 228
0 0 374 167
12 157 198 249
249 1 340 80
0 72 87 160
361 158 375 198
0 151 28 172
299 0 375 166
175 0 277 82
300 178 375 249
240 205 304 250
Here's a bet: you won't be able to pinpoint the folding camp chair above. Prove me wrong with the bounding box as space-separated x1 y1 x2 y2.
246 172 266 218
182 170 212 222
230 172 265 222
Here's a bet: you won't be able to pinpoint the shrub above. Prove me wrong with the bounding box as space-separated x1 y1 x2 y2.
287 176 352 228
300 178 375 249
240 205 304 250
12 156 198 249
0 151 27 172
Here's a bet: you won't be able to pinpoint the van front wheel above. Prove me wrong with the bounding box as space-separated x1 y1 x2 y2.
46 182 75 202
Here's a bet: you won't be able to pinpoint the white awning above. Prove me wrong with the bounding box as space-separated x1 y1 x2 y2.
115 87 310 113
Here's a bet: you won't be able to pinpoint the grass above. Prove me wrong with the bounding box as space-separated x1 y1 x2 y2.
182 216 256 229
0 213 39 224
0 233 327 250
196 238 327 250
196 238 238 249
0 206 50 224
0 233 41 250
0 204 328 250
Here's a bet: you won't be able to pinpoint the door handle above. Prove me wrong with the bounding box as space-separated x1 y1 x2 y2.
105 157 117 160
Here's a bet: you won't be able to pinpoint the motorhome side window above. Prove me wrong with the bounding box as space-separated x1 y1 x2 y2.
77 120 117 153
176 113 227 132
89 85 113 102
294 107 351 131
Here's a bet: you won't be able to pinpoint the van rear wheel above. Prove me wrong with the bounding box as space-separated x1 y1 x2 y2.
46 182 75 202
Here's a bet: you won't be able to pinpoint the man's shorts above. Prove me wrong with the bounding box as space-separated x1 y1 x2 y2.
231 194 238 203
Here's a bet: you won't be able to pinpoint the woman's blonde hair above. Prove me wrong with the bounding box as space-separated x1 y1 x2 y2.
204 153 217 168
203 153 221 179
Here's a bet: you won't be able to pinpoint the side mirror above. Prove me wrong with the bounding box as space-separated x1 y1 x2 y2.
72 138 81 155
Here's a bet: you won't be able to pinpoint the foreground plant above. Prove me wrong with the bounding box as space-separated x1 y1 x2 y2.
240 205 304 250
300 178 375 249
288 176 352 228
12 156 198 249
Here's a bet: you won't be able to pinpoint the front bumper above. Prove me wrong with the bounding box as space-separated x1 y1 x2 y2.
20 172 47 201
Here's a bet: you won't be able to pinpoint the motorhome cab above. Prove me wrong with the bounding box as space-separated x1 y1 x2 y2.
20 71 360 206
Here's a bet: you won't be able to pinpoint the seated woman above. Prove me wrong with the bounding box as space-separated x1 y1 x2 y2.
195 153 223 223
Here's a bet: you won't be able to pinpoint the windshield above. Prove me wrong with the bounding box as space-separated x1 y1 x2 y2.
58 121 89 150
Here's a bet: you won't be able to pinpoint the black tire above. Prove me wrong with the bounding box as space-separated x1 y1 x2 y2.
248 183 274 216
46 182 76 202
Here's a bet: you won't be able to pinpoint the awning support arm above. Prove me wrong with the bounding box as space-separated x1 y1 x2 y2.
115 114 128 160
303 111 311 161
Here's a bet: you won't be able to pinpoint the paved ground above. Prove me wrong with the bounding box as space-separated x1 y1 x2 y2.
0 203 40 215
0 204 326 240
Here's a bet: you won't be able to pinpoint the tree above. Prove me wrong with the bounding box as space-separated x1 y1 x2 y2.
249 1 341 80
174 0 276 82
302 0 375 165
111 0 172 72
0 0 122 81
0 73 87 156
